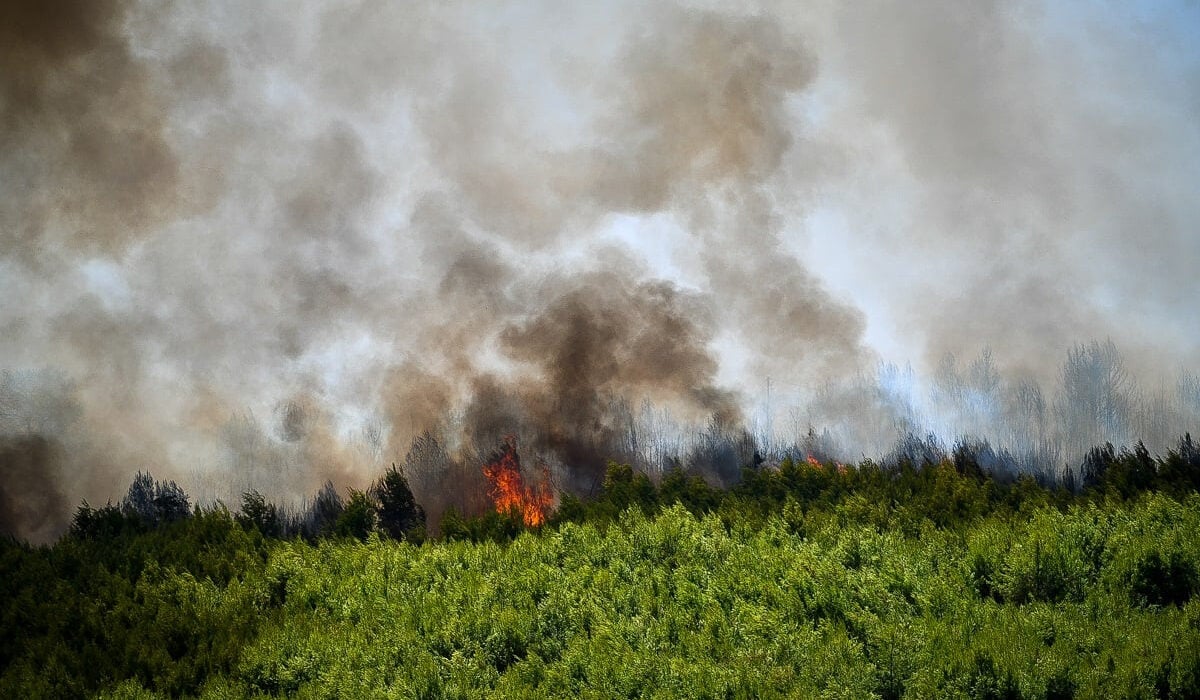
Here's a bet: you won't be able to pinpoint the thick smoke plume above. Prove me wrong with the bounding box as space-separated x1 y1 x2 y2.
2 1 1198 541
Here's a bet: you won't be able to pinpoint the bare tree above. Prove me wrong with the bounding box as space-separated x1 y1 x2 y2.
1057 340 1132 460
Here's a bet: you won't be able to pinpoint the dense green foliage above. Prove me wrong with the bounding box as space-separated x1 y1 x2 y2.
2 506 271 697
3 437 1200 698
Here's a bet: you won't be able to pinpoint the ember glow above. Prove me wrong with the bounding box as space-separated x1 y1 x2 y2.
805 455 848 475
481 437 554 527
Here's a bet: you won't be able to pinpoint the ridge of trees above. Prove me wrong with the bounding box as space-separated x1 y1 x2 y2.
70 464 427 546
63 432 1200 548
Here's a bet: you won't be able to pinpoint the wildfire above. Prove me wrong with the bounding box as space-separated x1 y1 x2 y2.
806 454 849 475
482 436 554 527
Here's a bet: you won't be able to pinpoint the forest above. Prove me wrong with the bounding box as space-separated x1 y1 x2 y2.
4 0 1198 696
3 433 1200 698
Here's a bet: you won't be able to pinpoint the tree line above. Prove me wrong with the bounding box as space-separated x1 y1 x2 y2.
61 430 1200 548
70 463 427 545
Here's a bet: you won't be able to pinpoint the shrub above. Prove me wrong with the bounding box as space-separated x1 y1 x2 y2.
1129 550 1197 608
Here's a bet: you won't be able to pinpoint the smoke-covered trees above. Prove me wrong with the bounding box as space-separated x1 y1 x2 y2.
813 341 1200 487
299 481 344 540
231 467 427 543
371 464 425 541
120 471 191 527
1059 340 1132 457
16 336 1200 546
952 438 1018 482
1159 433 1200 493
47 345 1200 548
237 490 281 538
69 472 196 540
70 500 130 540
401 430 446 503
1074 436 1200 498
885 432 946 469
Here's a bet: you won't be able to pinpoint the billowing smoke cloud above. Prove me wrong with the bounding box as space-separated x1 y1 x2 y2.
0 0 218 259
494 273 738 485
2 0 1198 540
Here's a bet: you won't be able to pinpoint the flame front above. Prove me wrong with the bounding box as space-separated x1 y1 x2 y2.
806 454 848 474
482 437 554 527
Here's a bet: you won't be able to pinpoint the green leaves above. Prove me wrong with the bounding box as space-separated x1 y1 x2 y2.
4 490 1200 697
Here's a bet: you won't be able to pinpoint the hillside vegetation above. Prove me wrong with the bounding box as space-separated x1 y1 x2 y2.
3 438 1200 698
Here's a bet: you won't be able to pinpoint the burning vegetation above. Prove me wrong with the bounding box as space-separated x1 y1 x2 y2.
481 436 554 527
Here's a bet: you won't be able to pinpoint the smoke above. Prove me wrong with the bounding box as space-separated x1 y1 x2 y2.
0 0 215 260
802 0 1200 377
0 371 79 542
492 273 739 489
0 437 68 543
2 1 1198 540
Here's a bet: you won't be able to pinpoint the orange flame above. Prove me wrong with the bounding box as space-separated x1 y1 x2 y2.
806 455 848 474
811 456 849 473
482 437 554 527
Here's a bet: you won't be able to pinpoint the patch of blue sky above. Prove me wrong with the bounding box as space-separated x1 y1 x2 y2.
79 258 133 312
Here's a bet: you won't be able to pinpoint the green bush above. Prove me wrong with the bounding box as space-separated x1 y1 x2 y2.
1129 550 1197 607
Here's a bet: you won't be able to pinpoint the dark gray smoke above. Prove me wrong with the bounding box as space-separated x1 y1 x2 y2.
0 435 68 543
2 1 1198 541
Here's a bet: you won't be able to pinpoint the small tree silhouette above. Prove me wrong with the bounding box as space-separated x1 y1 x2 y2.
372 464 425 540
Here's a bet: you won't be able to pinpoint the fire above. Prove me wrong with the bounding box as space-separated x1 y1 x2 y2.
482 436 554 527
806 454 849 475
